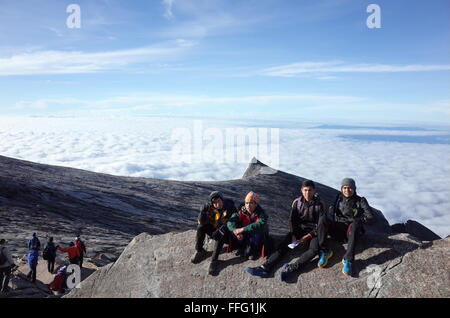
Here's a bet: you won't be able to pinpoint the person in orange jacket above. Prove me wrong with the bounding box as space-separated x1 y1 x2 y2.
58 242 80 266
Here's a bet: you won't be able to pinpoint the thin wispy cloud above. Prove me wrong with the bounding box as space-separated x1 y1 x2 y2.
9 94 366 112
162 0 175 20
156 0 271 39
261 61 450 77
0 41 196 76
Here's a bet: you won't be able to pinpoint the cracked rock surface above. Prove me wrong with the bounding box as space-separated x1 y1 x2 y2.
66 231 449 298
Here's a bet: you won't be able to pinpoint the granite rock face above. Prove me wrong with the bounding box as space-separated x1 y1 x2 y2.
391 220 441 241
2 154 446 298
66 231 450 298
0 155 391 261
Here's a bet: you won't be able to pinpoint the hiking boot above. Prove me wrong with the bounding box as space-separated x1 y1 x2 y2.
208 260 220 276
342 259 353 277
191 248 207 264
279 263 295 282
235 248 245 257
317 250 333 268
243 245 252 259
244 265 270 278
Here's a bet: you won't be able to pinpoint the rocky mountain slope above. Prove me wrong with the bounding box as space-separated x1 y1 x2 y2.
0 155 392 261
0 154 446 298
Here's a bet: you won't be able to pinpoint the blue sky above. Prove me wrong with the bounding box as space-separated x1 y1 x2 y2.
0 0 449 124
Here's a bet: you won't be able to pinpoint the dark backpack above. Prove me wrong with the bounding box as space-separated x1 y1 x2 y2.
43 246 50 260
0 247 7 265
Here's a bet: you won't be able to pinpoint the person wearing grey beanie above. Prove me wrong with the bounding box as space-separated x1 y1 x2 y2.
341 178 356 191
316 178 374 277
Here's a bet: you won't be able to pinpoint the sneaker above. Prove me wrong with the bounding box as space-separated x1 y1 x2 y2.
342 259 352 277
245 266 270 278
279 263 294 282
317 250 333 268
208 260 220 276
191 248 207 264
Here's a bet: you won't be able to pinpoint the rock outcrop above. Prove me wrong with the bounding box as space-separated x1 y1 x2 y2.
391 220 441 241
66 231 450 298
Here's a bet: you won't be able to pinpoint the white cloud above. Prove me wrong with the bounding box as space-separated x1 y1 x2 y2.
162 0 175 20
0 41 196 76
0 116 449 238
260 61 450 78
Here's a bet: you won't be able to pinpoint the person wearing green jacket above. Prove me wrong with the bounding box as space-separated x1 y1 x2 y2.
227 191 269 261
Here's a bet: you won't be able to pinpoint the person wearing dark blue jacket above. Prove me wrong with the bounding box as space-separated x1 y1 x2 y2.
27 233 40 282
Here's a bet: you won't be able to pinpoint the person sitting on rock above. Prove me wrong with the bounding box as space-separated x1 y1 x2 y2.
74 236 86 268
0 239 16 293
58 242 80 266
245 180 329 281
227 191 269 262
318 178 374 277
191 191 237 276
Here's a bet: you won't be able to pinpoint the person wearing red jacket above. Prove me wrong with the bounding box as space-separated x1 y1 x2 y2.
58 242 80 266
74 237 86 268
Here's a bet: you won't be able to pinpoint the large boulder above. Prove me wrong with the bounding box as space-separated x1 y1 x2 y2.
66 231 450 298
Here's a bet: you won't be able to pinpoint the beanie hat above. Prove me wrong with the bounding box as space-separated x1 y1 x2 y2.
209 191 224 202
245 191 260 203
341 178 356 190
301 179 316 189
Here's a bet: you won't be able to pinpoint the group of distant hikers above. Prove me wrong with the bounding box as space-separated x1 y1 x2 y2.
0 234 86 294
191 178 374 281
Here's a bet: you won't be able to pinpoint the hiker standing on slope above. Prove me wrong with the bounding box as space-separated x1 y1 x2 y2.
43 237 58 274
245 180 330 281
227 191 269 262
58 242 80 266
191 191 237 276
318 178 374 277
27 233 40 282
74 236 86 268
0 239 16 293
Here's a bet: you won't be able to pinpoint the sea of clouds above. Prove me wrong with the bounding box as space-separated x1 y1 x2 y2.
0 116 449 237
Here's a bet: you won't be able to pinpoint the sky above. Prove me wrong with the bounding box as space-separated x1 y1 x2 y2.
0 0 449 123
0 1 449 237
